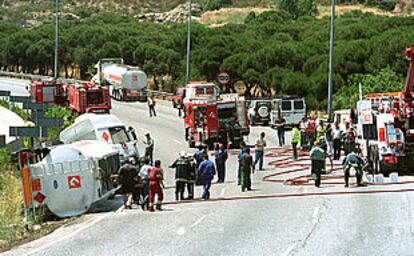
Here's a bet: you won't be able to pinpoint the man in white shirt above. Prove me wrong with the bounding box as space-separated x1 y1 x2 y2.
253 132 267 171
138 157 152 210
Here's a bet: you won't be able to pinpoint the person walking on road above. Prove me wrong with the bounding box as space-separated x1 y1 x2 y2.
143 132 154 165
310 142 326 188
306 116 317 151
299 117 308 150
138 157 152 210
118 158 138 209
333 123 343 160
186 154 196 199
194 144 207 185
254 132 267 171
147 95 157 117
344 124 356 156
198 154 216 200
325 123 333 156
316 120 326 142
291 125 301 160
169 151 193 201
276 114 286 147
240 147 254 192
215 143 228 183
148 160 164 212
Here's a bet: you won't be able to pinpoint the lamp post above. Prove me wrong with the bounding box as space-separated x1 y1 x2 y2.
185 0 192 85
327 0 335 122
54 0 59 79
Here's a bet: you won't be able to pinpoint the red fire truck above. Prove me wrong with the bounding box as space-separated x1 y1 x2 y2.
68 82 111 115
28 80 111 115
183 82 249 148
29 80 67 105
356 47 414 176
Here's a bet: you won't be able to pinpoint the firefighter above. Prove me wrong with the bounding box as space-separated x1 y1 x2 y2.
198 154 216 200
148 160 165 212
215 143 228 183
342 151 364 187
169 151 192 201
118 158 138 209
310 142 326 188
186 154 196 199
143 132 154 165
291 125 301 160
138 157 152 210
240 147 254 192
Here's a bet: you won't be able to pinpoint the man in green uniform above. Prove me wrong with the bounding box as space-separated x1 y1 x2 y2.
310 142 326 188
240 147 254 192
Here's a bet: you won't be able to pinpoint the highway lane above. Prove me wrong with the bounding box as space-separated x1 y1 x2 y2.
0 77 29 96
2 82 414 255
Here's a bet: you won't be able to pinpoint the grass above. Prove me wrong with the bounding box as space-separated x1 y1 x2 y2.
0 168 23 247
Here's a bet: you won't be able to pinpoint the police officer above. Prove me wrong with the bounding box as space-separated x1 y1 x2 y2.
169 151 193 201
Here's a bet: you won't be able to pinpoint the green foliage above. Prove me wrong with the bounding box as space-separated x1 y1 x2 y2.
333 67 403 109
244 11 256 24
204 0 234 11
278 0 318 18
365 0 397 11
44 106 75 141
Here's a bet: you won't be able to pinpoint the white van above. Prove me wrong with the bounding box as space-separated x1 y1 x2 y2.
270 96 306 128
60 114 140 161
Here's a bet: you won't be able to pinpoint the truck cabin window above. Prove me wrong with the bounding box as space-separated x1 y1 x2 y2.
109 127 130 144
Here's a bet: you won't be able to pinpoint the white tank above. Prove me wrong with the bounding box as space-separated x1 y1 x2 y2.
30 140 119 218
102 65 147 90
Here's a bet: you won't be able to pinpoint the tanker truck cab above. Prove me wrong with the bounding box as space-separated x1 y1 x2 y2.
60 114 140 162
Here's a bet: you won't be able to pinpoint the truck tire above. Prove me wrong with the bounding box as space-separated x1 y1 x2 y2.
257 106 269 118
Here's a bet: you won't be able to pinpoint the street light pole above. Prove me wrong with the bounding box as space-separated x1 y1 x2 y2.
54 0 59 79
185 0 192 85
327 0 335 122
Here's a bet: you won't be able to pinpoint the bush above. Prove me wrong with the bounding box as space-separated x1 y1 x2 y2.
44 106 75 141
204 0 233 11
365 0 396 11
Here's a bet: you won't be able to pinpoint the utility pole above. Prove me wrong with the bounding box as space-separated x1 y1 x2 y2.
185 0 192 85
327 0 335 122
54 0 59 79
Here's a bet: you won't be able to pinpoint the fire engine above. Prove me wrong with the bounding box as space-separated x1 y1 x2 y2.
68 82 111 115
28 80 112 115
356 47 414 176
29 80 67 105
183 82 249 148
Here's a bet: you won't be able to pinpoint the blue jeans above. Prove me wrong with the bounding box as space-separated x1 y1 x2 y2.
254 150 264 170
142 179 149 206
202 176 212 199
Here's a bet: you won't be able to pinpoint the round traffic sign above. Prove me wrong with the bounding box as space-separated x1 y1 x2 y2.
216 71 231 85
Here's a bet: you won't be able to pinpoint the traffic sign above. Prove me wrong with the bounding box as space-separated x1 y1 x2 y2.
9 127 48 137
0 90 10 96
9 96 30 102
216 71 231 85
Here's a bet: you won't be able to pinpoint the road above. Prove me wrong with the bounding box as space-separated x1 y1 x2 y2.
1 79 414 255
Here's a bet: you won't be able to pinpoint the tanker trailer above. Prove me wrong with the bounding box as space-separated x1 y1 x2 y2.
92 58 148 102
29 140 120 218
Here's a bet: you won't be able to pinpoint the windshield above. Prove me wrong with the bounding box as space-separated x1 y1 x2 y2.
87 91 104 105
196 87 216 96
387 124 397 141
108 127 130 144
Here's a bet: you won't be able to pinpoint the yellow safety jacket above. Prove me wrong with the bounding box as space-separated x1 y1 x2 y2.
292 128 301 143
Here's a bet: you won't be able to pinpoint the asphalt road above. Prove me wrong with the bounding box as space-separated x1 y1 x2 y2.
2 79 414 256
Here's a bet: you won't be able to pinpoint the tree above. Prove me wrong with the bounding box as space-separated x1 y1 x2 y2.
278 0 318 19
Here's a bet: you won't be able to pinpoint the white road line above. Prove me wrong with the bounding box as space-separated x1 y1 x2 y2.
20 213 110 256
312 206 320 219
220 188 226 197
173 139 183 145
280 245 295 256
190 214 208 228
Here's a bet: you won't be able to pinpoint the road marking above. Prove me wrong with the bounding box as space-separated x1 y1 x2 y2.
140 128 147 132
312 206 320 219
220 188 226 197
20 213 110 256
280 245 295 256
173 139 183 145
190 214 208 228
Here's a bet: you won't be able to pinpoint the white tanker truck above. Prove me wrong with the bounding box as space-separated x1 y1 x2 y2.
92 58 148 102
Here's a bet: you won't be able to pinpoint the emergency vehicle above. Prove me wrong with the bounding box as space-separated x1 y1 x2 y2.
356 47 414 176
183 82 249 148
68 82 111 115
28 80 112 115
